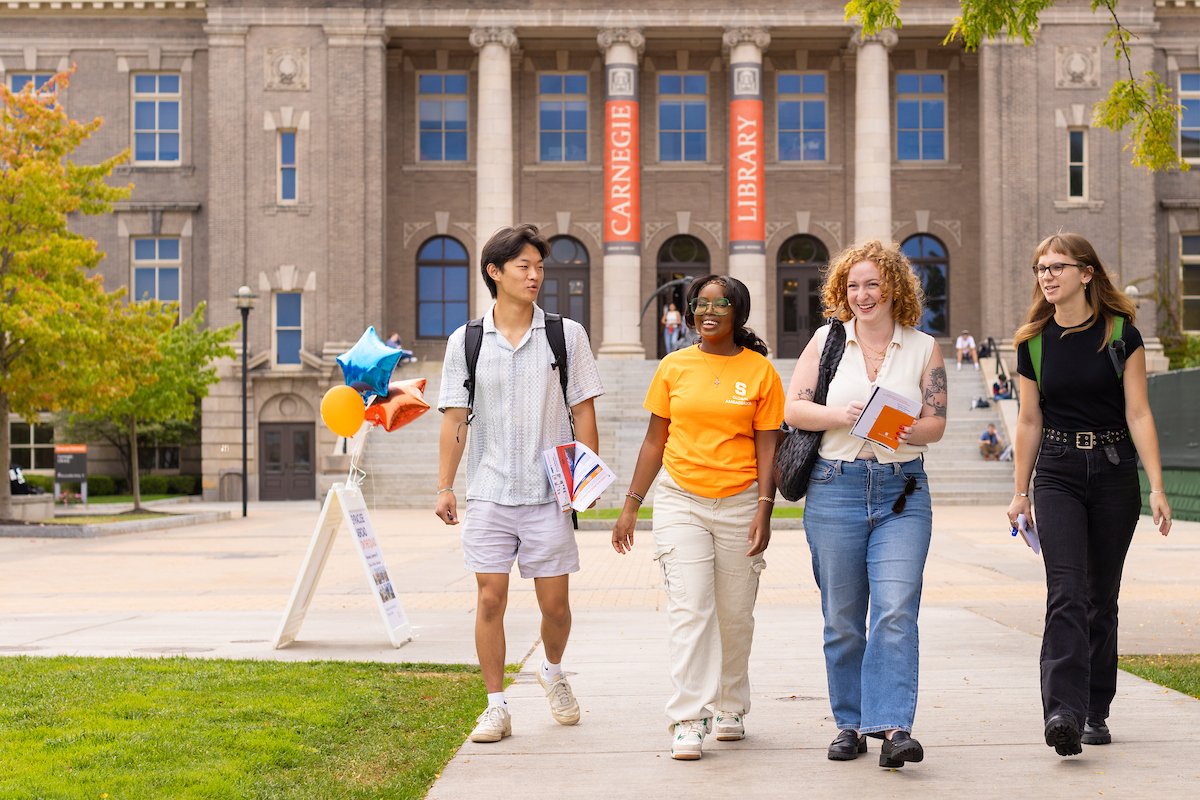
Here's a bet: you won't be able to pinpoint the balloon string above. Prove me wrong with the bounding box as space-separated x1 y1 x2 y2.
347 425 369 489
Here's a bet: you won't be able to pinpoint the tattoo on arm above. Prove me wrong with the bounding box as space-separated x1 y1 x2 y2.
925 366 948 419
796 388 814 401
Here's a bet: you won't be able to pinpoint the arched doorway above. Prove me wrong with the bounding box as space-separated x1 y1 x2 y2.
656 235 710 358
776 234 829 358
539 235 590 335
416 235 470 339
901 234 948 335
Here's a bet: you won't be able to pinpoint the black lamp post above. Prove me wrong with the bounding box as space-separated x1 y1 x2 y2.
234 285 257 518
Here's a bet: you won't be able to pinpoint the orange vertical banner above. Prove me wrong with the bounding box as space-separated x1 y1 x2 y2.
728 62 764 255
604 62 640 255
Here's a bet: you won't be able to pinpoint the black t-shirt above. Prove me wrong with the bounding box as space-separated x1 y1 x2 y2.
1016 317 1143 432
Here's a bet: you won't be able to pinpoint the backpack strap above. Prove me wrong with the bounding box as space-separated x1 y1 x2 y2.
463 317 484 426
1029 332 1043 391
544 313 575 441
1107 316 1126 382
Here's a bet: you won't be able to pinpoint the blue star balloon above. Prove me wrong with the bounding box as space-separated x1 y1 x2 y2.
337 327 404 400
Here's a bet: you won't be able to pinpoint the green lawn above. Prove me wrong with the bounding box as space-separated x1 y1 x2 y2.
83 494 175 505
0 656 494 800
45 514 166 525
1119 654 1200 700
576 505 804 520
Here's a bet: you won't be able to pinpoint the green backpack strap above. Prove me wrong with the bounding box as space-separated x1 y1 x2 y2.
1109 316 1125 381
1029 332 1043 390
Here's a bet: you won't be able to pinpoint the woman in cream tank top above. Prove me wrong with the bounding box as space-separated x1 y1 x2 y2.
783 239 947 768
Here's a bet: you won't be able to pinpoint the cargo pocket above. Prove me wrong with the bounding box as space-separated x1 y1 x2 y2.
654 544 686 601
750 556 767 602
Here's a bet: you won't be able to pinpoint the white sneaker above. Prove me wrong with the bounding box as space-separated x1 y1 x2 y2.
714 710 745 741
671 718 711 760
537 670 581 725
975 362 980 370
956 362 962 371
469 705 512 742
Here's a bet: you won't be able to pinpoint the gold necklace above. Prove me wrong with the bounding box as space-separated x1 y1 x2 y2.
699 347 734 388
862 349 885 379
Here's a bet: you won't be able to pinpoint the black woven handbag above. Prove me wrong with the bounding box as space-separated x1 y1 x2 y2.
773 318 847 502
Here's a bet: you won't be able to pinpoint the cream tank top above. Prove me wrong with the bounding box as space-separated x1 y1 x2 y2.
816 319 936 463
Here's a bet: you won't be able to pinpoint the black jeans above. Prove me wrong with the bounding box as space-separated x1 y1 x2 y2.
1033 436 1141 726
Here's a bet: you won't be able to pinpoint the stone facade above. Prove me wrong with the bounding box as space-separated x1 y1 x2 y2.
2 0 1189 500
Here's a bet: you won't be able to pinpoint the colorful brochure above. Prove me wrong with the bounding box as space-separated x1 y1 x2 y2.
543 440 616 512
849 385 923 452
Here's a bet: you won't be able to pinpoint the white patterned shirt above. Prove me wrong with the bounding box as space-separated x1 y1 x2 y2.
438 305 604 506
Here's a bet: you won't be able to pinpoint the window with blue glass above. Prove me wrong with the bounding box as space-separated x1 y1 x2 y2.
132 238 181 307
1182 234 1200 331
418 73 468 162
539 74 588 161
1180 73 1200 160
901 234 948 335
132 74 181 164
777 73 826 161
417 236 470 338
8 73 53 93
896 73 945 161
275 293 302 365
658 74 707 162
278 130 297 203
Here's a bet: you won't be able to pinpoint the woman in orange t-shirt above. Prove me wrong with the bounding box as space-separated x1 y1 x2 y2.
612 275 784 761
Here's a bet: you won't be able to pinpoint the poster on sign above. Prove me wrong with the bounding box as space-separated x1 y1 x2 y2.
273 482 412 649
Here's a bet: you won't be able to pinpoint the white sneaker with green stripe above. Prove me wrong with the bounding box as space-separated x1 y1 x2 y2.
714 710 745 740
671 718 711 760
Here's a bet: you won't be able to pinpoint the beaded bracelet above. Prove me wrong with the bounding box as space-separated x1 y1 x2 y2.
437 488 454 495
758 496 775 504
626 490 644 504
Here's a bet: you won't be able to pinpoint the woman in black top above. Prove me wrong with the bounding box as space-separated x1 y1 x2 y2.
1008 233 1172 757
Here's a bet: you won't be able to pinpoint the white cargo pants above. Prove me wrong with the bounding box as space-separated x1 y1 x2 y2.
652 472 766 726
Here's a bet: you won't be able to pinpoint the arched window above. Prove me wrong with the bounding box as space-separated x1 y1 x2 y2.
655 235 710 358
775 235 829 358
540 236 591 332
417 236 470 338
901 234 948 335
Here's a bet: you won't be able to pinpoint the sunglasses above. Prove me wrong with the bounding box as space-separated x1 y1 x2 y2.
690 297 732 315
892 476 918 514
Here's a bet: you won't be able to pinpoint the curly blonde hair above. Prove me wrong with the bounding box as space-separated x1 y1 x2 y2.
820 239 924 328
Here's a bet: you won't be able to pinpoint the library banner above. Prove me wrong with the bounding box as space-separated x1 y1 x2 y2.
604 60 640 256
728 61 764 255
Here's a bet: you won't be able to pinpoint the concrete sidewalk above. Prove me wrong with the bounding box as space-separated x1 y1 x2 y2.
1 502 1197 797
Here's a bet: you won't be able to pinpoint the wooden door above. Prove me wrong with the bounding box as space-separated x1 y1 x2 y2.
539 268 590 334
776 266 824 359
259 423 316 501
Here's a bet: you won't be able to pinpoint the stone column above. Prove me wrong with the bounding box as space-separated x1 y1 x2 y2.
597 27 646 359
469 26 519 316
723 26 770 342
850 27 897 242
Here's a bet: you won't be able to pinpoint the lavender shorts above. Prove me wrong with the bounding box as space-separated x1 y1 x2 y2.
462 500 580 579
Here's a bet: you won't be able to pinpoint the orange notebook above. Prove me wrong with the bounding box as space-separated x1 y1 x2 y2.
849 386 922 452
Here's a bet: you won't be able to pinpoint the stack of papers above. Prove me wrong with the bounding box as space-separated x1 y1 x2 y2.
544 441 616 512
849 386 922 452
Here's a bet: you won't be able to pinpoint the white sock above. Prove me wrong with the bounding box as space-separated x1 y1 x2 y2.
541 659 562 680
487 691 507 709
975 362 980 370
956 362 962 370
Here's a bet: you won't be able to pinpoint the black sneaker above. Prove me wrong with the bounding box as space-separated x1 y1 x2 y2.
1045 714 1082 756
879 731 924 768
827 729 867 761
1081 719 1111 745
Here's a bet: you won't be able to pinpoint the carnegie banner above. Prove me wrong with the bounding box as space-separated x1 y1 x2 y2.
604 61 640 256
729 61 765 256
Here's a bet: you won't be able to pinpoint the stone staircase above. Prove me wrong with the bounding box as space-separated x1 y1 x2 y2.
921 358 1015 504
355 352 1013 509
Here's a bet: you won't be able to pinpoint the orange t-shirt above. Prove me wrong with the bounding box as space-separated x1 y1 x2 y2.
644 345 785 498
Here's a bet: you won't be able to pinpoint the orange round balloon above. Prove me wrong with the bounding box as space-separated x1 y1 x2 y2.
321 385 366 437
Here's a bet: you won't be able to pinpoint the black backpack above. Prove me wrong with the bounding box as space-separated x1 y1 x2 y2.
463 313 578 527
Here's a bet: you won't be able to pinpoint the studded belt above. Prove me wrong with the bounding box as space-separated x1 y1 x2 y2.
1043 428 1128 450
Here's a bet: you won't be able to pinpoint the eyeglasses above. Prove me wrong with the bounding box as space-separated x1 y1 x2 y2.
892 476 918 514
690 298 732 315
1031 262 1084 278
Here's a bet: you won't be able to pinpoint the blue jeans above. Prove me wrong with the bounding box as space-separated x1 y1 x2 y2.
803 456 933 734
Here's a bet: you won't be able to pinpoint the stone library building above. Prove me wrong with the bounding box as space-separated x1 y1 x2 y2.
4 0 1198 503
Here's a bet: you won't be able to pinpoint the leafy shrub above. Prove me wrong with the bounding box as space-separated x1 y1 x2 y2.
24 475 54 493
139 475 169 494
113 475 129 495
86 475 116 496
1163 334 1200 370
167 475 198 495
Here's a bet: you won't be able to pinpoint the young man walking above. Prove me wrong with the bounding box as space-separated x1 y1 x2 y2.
436 224 604 743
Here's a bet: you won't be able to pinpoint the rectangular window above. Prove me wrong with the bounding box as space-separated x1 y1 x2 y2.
275 292 302 365
278 130 297 203
132 73 181 164
896 73 946 161
1182 235 1200 331
1180 73 1200 160
132 238 181 306
418 266 470 337
8 73 53 94
658 74 707 162
777 73 826 161
538 74 588 162
418 73 468 162
9 421 55 470
1068 128 1087 199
